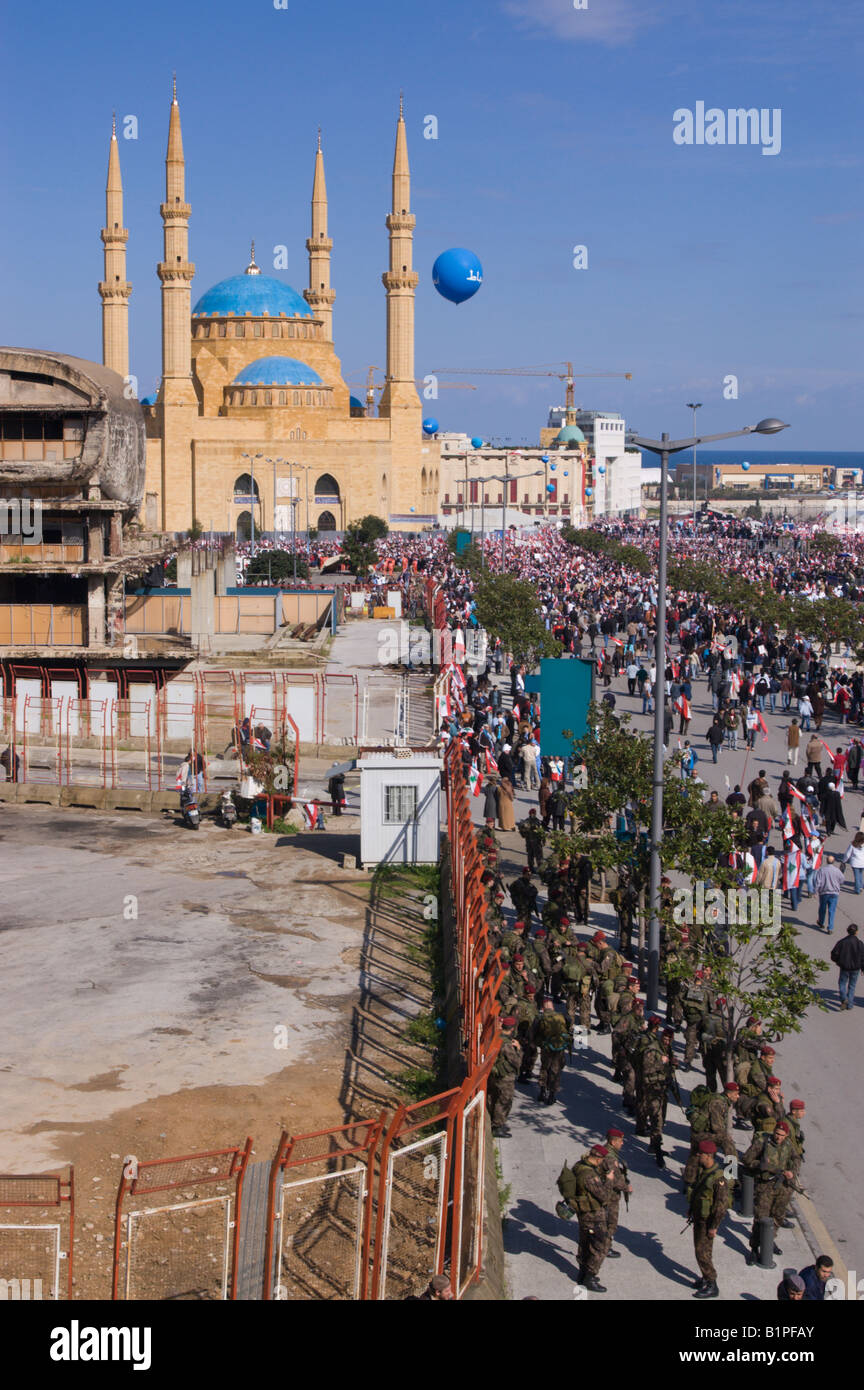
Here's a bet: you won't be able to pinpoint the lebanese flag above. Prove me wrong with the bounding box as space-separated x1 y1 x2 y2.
782 806 795 841
730 671 741 695
836 777 845 800
303 801 319 828
810 840 823 871
788 782 807 804
454 628 466 663
819 739 835 761
468 762 483 797
783 849 802 891
611 637 624 647
675 695 691 721
800 807 815 838
756 712 770 741
484 748 497 775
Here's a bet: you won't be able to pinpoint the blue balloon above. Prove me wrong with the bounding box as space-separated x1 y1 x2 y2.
598 464 606 474
563 471 569 477
741 460 750 471
549 463 556 471
829 484 835 491
471 436 484 449
546 483 555 494
422 417 439 435
585 487 593 497
432 248 484 305
540 454 550 464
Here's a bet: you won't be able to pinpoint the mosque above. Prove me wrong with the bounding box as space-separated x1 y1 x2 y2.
99 84 439 539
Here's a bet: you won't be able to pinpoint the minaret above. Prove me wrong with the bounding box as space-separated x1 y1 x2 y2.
157 77 196 406
303 129 335 339
379 95 419 417
99 115 131 379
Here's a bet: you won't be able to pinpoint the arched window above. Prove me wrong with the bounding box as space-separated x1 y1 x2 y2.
233 473 260 502
380 472 388 503
278 391 286 406
305 391 312 406
264 391 272 406
318 510 336 532
271 323 281 337
236 510 253 542
293 391 300 406
421 466 428 495
315 473 340 500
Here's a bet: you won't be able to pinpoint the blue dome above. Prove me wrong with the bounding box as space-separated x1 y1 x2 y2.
140 393 157 406
349 395 364 412
556 425 585 444
193 272 312 319
232 357 323 387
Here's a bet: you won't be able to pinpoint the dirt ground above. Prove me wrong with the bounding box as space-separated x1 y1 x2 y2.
0 801 434 1299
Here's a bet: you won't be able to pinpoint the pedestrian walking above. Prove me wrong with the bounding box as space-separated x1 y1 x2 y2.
829 924 864 1010
786 719 801 767
842 832 864 893
813 854 845 933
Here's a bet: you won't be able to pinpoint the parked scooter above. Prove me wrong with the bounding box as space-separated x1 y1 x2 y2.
180 782 200 830
220 791 237 828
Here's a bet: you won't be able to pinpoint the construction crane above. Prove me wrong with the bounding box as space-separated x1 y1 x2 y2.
430 362 632 412
346 366 477 418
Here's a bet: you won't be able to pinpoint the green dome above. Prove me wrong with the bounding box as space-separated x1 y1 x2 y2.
556 425 585 444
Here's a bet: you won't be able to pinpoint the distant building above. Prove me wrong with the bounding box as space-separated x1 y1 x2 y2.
695 462 829 492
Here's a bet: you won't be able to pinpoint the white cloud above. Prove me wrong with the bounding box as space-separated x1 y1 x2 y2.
501 0 668 46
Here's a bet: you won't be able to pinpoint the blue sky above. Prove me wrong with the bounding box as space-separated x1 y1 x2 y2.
1 0 861 448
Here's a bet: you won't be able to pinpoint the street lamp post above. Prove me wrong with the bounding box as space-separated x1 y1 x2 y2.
626 418 789 1011
240 452 263 556
686 403 702 524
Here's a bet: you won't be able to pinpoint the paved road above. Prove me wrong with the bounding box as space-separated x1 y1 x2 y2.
472 660 861 1296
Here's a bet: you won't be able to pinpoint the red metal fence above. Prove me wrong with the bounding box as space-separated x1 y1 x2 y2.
0 1168 74 1300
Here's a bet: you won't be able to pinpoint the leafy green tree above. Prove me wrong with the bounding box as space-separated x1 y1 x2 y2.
342 521 379 576
245 551 309 584
472 571 562 665
356 514 389 541
187 518 204 541
557 704 826 1078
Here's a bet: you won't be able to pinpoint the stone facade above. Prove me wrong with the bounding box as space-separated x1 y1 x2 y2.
130 88 438 537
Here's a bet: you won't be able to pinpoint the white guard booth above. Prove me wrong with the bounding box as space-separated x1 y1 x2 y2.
359 751 442 867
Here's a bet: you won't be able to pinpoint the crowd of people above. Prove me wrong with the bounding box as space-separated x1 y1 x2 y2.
373 511 863 1300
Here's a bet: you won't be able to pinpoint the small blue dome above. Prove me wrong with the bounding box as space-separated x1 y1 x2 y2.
140 393 157 406
193 272 312 319
349 395 364 412
232 357 323 387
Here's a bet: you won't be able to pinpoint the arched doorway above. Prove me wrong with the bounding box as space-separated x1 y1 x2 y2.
236 510 253 543
233 473 260 503
318 510 336 532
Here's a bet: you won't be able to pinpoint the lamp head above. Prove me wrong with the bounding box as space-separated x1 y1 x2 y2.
754 418 788 435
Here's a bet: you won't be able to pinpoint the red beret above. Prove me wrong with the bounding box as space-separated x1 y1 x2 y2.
593 931 606 943
535 929 547 937
525 985 536 995
789 1099 805 1110
761 1046 776 1055
698 1140 717 1154
590 1144 609 1157
724 1082 740 1092
774 1121 790 1134
501 1016 516 1027
767 1076 781 1086
513 920 525 929
606 1128 624 1139
513 953 524 963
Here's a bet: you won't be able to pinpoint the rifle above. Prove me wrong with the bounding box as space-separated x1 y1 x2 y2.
569 1027 575 1065
668 1074 683 1109
621 1159 630 1213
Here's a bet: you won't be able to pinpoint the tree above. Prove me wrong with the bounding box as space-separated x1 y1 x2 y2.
356 513 389 541
558 704 826 1079
341 515 389 575
245 550 309 584
472 571 562 665
187 518 204 541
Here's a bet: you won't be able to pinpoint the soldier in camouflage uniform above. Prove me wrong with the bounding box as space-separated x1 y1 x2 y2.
610 869 640 958
750 1076 787 1136
635 1015 670 1165
509 866 539 924
488 1017 522 1138
516 983 540 1082
681 969 712 1069
517 809 545 873
613 996 644 1112
699 1000 727 1094
682 1082 738 1195
557 1145 613 1292
661 924 691 1028
532 997 570 1104
687 1139 731 1299
736 1043 775 1125
532 928 553 997
560 944 594 1031
600 1128 632 1257
787 1099 806 1180
743 1119 798 1262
